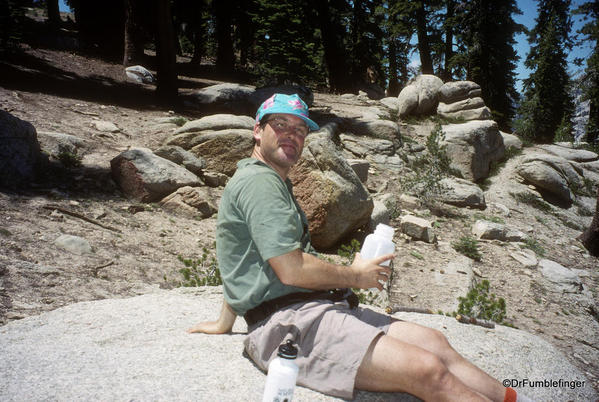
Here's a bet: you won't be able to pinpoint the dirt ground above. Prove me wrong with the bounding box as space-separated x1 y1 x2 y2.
1 39 598 394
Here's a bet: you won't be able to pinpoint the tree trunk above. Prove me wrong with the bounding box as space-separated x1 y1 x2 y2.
47 0 61 26
387 38 400 97
578 187 599 256
155 0 177 101
123 0 145 66
214 0 234 75
415 2 434 75
315 0 352 93
442 0 454 81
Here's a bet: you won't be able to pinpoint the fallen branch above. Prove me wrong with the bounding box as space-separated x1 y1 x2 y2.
43 205 122 233
91 260 114 277
71 109 99 116
455 314 495 329
386 305 434 315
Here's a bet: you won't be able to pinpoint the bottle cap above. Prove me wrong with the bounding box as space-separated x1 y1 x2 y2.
278 340 298 359
374 223 394 240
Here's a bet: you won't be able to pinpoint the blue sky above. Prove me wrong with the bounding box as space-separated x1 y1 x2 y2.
59 0 593 93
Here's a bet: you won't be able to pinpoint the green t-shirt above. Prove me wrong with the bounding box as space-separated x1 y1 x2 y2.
216 158 316 316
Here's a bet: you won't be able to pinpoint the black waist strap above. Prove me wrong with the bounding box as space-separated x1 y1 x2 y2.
243 288 359 327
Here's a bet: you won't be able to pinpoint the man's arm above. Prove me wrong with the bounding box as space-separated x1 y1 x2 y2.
187 299 237 334
269 250 393 291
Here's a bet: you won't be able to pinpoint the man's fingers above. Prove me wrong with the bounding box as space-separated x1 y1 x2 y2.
372 253 394 265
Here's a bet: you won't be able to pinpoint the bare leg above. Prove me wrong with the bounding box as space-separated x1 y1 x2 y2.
356 334 490 401
362 321 505 401
387 322 505 401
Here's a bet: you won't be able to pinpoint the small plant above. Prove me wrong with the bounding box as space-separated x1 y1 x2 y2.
401 124 453 207
57 148 83 168
472 213 504 224
455 280 507 324
171 116 188 127
337 239 362 265
452 236 482 261
177 247 222 287
510 192 553 213
410 250 424 260
521 237 545 257
535 215 549 227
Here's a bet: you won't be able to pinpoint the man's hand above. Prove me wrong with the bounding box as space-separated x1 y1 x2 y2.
349 252 393 290
187 299 236 334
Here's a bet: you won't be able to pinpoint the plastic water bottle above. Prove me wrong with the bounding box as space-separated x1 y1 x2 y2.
361 223 395 267
262 340 299 402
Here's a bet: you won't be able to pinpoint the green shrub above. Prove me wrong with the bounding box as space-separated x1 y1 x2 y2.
57 149 83 168
401 124 453 206
521 237 546 257
177 248 222 287
452 236 482 261
455 280 507 324
337 239 361 265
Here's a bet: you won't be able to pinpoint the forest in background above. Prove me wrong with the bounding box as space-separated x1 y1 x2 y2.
1 0 598 145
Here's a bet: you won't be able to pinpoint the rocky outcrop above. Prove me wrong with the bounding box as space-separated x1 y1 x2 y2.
397 75 444 117
175 114 255 135
191 83 314 115
471 220 528 242
437 81 491 121
400 215 436 243
0 287 594 402
125 65 155 84
514 145 599 206
37 131 88 158
0 110 42 187
290 129 373 250
347 119 402 148
154 145 206 176
441 120 505 181
189 130 255 177
438 177 486 209
110 148 202 202
159 186 220 219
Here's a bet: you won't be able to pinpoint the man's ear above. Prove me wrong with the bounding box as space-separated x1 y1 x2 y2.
253 123 262 143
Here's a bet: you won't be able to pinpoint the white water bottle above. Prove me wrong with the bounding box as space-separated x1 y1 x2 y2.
262 340 299 402
361 223 395 267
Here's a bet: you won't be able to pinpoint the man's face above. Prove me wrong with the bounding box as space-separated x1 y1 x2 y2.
253 113 309 172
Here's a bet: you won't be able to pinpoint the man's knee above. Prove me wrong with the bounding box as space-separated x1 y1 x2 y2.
415 352 453 388
428 327 452 348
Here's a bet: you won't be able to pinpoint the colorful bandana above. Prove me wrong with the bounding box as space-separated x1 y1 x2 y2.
255 93 319 131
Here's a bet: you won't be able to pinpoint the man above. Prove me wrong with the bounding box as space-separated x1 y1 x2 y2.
188 93 523 402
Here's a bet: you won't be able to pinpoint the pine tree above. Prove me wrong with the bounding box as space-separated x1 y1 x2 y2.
349 0 386 90
516 0 574 143
459 0 523 130
381 0 413 95
251 0 325 86
574 0 599 145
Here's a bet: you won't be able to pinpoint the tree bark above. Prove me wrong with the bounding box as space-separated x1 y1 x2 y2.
315 0 352 93
214 0 234 75
155 0 178 101
123 0 145 66
442 0 454 81
415 1 434 75
387 38 400 96
578 187 599 256
47 0 61 26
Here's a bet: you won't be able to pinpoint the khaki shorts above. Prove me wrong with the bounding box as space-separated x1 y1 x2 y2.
244 299 392 399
